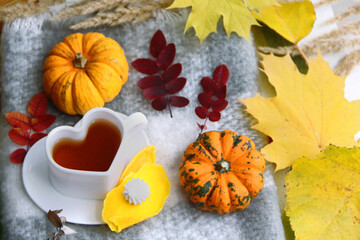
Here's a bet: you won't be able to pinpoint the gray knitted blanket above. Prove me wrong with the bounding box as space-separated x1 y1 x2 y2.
0 10 285 240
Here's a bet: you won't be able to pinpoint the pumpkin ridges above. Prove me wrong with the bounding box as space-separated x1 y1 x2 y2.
88 38 124 56
72 70 104 115
179 160 215 187
220 130 238 160
227 135 256 163
43 55 73 72
205 174 231 214
63 33 84 57
237 135 256 153
89 51 129 84
232 150 265 172
50 71 77 115
85 62 123 102
204 177 220 212
230 167 264 198
198 131 222 161
226 173 251 212
43 66 73 98
186 172 217 210
49 42 75 60
82 32 106 57
184 141 218 164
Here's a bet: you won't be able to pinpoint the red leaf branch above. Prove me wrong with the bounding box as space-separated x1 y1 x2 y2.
131 30 189 118
8 128 30 146
5 92 56 164
195 65 230 138
5 112 31 130
28 92 48 117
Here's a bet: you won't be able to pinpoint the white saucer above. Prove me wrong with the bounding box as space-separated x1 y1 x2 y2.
22 114 150 225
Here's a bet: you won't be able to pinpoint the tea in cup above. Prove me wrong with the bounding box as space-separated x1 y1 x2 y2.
46 108 147 200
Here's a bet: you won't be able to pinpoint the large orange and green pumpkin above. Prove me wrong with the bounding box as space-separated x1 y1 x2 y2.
43 32 129 115
180 130 265 214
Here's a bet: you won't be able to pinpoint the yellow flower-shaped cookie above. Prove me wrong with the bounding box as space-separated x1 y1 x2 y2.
102 145 171 233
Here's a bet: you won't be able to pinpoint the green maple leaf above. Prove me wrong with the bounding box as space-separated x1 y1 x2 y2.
168 0 278 43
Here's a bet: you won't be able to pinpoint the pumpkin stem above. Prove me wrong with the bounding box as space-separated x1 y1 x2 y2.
73 53 88 69
214 159 230 173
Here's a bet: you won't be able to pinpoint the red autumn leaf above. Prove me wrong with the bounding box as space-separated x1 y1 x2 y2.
8 128 30 146
162 63 182 82
151 97 167 111
212 99 228 112
133 30 188 118
169 96 189 107
200 77 217 96
198 93 212 109
9 148 27 164
195 106 208 119
29 132 47 147
5 112 31 130
209 111 221 122
28 92 48 117
137 76 163 89
31 114 56 132
150 30 166 58
215 86 227 99
131 59 159 75
213 65 229 87
157 44 175 70
143 85 165 100
165 77 186 94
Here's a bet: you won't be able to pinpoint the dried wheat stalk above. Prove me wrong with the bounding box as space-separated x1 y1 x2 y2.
335 49 360 76
0 0 64 21
325 4 360 24
50 0 147 21
310 3 360 75
1 0 173 29
67 0 172 30
257 46 299 57
260 1 360 76
303 37 360 56
314 0 341 8
317 20 360 41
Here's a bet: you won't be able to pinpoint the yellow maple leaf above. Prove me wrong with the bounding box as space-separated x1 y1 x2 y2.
168 0 278 43
239 54 360 170
253 0 316 43
285 145 360 239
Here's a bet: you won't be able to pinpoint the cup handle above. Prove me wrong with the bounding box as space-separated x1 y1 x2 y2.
124 112 147 131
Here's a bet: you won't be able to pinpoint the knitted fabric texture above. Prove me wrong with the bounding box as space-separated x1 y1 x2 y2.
0 11 285 239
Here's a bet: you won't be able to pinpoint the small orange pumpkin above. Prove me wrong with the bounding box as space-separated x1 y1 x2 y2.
43 32 129 115
180 130 265 214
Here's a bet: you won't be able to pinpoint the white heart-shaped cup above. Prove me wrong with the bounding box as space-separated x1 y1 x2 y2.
46 108 147 200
